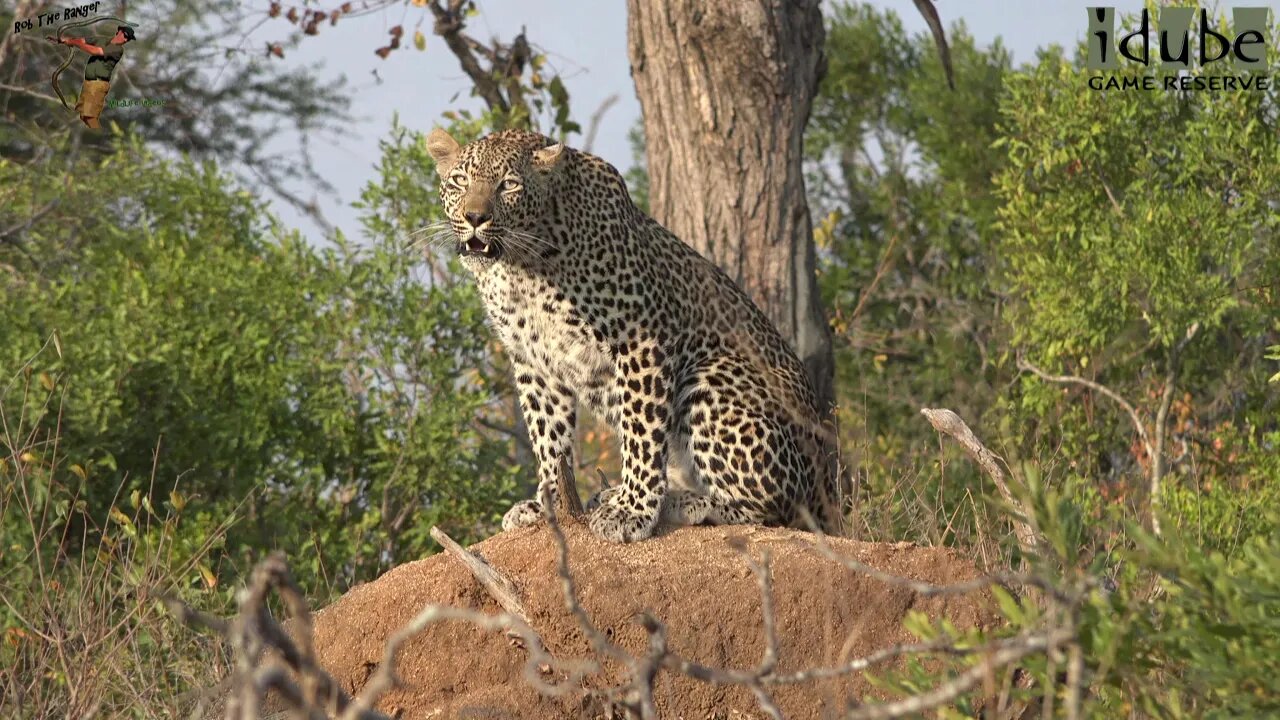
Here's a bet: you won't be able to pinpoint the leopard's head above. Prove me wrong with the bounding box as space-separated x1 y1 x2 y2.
426 127 565 269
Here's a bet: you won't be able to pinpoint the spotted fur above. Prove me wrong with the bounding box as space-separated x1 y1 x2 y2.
426 127 842 543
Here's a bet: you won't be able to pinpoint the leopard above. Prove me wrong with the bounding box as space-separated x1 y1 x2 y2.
425 126 844 543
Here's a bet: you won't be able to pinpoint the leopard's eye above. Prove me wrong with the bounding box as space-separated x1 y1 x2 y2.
449 172 469 189
499 178 522 193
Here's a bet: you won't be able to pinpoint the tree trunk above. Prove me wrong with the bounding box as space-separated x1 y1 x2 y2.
626 0 835 414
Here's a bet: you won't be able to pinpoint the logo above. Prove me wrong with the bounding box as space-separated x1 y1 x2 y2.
1085 6 1272 91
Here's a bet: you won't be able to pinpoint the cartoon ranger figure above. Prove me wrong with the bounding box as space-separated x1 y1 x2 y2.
46 24 135 129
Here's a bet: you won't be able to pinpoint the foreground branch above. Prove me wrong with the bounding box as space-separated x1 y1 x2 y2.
220 553 367 719
170 471 1087 719
844 629 1074 720
798 507 1071 605
553 454 585 519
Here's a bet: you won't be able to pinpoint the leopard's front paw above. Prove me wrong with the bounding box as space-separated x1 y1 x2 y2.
585 485 619 513
660 489 714 526
587 492 659 543
501 499 545 531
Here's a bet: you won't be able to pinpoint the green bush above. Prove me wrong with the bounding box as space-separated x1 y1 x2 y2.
1 131 521 597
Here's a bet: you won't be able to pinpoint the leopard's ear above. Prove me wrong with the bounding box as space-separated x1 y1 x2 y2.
426 127 461 175
532 142 565 170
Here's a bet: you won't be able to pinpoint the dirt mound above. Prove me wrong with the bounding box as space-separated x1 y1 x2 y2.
292 522 996 719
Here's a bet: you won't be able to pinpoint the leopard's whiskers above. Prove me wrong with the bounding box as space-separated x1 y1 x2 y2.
500 229 555 260
504 229 554 250
408 230 458 255
402 221 454 253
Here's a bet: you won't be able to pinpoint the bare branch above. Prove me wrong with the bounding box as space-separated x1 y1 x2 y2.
582 94 620 153
1016 354 1153 466
919 408 1040 557
541 482 627 664
429 526 530 622
747 550 779 675
429 2 507 112
1016 327 1198 539
164 496 1089 719
911 0 955 90
0 82 62 106
167 553 596 720
1065 639 1084 720
160 595 229 636
1099 174 1125 216
1149 322 1200 536
428 1 514 114
554 454 585 520
843 629 1074 720
765 638 957 685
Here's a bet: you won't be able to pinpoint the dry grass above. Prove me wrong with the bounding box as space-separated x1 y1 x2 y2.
0 356 233 719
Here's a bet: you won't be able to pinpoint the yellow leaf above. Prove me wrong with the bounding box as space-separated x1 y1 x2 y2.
70 464 87 481
198 563 218 589
38 372 55 391
414 29 426 51
813 209 842 251
108 506 132 527
130 489 141 509
170 490 186 512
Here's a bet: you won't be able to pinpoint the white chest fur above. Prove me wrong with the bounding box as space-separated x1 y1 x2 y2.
473 263 613 402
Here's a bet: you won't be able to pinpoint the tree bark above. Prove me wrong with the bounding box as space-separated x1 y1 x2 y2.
626 0 835 414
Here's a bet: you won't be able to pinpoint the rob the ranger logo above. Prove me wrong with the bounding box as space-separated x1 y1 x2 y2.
1086 6 1272 91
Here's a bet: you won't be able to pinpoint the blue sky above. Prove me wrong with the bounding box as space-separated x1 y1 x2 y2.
255 0 1275 241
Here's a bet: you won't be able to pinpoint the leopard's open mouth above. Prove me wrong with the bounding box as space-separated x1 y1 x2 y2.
458 235 501 259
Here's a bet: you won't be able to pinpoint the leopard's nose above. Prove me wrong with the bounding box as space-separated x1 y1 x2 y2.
464 211 491 228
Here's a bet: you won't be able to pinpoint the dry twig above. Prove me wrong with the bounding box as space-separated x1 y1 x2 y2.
843 629 1075 720
429 526 529 622
582 94 620 153
920 407 1040 557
